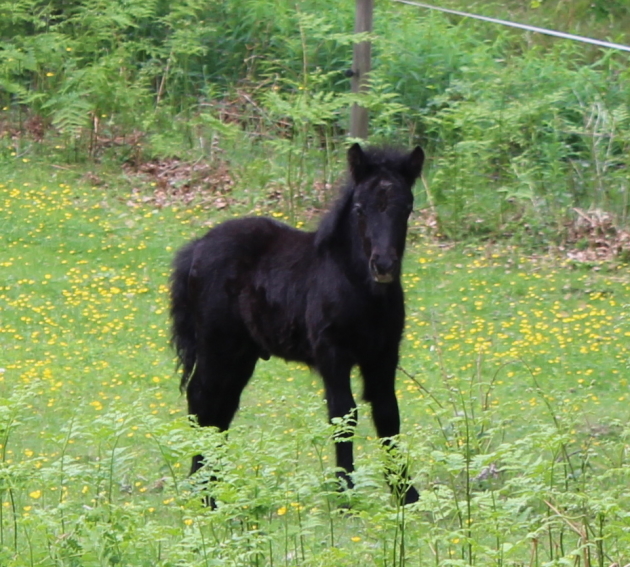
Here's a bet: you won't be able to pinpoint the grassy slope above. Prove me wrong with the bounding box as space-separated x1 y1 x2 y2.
1 160 630 564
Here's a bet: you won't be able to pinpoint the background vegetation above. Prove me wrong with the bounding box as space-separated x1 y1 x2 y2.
1 0 630 239
1 0 630 565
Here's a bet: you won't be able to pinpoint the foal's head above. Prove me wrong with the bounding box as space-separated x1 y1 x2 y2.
347 144 425 284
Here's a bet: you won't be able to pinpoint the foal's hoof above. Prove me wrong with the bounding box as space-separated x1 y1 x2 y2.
203 494 218 510
334 471 355 493
402 486 420 505
392 484 419 506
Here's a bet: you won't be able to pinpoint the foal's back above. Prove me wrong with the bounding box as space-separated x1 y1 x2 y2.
189 216 319 362
190 216 316 286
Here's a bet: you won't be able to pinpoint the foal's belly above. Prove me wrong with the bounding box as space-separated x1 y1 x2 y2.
238 286 315 365
252 317 315 366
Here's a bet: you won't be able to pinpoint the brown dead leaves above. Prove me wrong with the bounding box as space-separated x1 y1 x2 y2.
564 208 630 263
124 158 235 210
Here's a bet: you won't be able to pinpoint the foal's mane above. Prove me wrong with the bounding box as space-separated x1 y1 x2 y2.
314 183 354 250
314 146 412 251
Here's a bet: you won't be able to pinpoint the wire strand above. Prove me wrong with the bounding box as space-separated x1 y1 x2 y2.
392 0 630 53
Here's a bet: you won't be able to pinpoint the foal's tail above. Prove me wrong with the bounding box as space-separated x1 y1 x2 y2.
170 240 199 393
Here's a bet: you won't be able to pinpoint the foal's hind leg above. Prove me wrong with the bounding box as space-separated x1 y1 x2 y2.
187 341 258 477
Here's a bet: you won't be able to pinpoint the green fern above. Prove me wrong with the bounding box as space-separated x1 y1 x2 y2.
43 92 93 136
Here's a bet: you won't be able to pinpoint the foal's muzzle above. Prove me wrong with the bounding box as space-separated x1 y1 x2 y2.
369 254 398 284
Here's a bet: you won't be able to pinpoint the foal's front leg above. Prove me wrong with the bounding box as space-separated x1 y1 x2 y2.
317 351 357 492
361 357 420 504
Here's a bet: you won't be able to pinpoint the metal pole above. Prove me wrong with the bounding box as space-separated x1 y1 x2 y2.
350 0 373 139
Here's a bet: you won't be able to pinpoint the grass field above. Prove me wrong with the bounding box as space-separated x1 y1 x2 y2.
1 161 630 566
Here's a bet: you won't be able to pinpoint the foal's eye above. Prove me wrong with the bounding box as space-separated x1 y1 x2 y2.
354 203 365 216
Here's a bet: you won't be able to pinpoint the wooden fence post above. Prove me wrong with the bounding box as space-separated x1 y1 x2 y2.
350 0 373 140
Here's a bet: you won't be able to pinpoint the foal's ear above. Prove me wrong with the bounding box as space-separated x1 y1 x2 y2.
401 146 425 185
347 143 370 183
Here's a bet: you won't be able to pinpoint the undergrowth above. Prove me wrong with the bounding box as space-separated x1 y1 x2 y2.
1 0 630 241
1 166 630 565
1 2 630 563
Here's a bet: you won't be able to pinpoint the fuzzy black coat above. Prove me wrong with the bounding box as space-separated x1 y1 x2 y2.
170 143 425 504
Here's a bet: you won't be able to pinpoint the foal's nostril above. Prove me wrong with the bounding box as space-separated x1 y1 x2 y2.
369 254 398 283
370 257 387 275
371 256 395 273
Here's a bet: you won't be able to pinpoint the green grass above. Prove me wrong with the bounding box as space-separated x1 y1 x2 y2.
1 160 630 566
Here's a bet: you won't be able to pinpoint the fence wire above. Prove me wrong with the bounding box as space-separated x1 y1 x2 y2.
393 0 630 53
